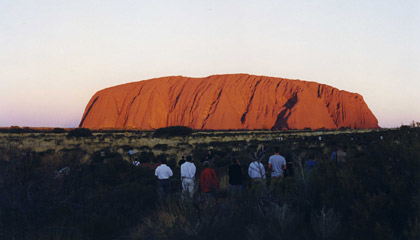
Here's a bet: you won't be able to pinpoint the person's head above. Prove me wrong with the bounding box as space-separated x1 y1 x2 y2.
182 155 185 159
274 146 280 153
232 156 240 164
338 144 344 150
208 150 212 155
161 158 167 165
186 155 192 162
203 161 210 168
178 159 185 166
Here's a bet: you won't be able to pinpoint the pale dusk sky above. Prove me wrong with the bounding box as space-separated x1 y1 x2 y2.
1 0 419 128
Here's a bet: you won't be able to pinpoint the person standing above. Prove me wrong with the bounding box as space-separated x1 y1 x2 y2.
200 161 220 197
128 149 134 161
181 155 196 199
206 150 214 164
268 147 287 187
331 144 347 167
248 157 266 187
155 158 173 198
305 155 317 171
178 155 186 167
228 157 243 195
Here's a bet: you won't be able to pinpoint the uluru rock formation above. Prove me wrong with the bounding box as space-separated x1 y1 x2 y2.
79 74 379 130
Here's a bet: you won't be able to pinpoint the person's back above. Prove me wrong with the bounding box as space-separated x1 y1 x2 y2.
229 158 243 195
200 162 219 193
248 161 265 179
228 162 242 186
155 159 173 198
155 163 173 180
181 161 196 178
181 156 196 199
268 147 287 177
248 160 266 190
336 149 347 164
268 154 286 177
331 146 347 166
305 159 316 171
268 147 287 190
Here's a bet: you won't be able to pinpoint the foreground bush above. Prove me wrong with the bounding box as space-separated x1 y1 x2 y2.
0 148 157 239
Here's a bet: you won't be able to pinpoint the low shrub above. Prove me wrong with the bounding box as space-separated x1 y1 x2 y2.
153 126 193 138
0 147 158 240
138 151 155 163
52 127 67 133
67 128 93 138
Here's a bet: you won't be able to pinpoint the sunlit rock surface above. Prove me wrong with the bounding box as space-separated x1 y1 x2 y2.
80 74 379 130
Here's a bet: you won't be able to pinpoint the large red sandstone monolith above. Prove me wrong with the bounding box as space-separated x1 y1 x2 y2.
79 74 379 130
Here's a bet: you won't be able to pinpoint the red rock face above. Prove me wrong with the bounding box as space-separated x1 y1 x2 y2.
79 74 379 130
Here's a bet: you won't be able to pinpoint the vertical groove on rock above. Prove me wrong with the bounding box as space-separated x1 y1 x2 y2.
123 95 138 127
241 78 261 124
201 88 223 129
79 96 99 127
113 97 121 115
127 85 146 127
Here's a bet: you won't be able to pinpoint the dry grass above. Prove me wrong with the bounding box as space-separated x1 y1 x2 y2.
0 129 377 160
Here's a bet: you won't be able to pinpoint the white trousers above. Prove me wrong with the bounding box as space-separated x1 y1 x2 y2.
182 178 194 198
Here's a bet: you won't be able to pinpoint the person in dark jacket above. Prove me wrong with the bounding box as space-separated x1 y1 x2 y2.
228 157 242 195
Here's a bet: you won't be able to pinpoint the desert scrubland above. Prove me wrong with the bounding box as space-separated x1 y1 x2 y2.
0 128 372 163
0 127 419 240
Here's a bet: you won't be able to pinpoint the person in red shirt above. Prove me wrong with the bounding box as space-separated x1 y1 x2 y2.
200 161 220 197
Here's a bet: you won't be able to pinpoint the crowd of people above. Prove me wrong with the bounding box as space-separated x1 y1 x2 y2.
151 145 347 199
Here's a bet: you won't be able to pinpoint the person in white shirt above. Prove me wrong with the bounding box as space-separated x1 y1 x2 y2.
268 146 287 188
155 158 173 198
248 158 266 186
180 155 196 199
